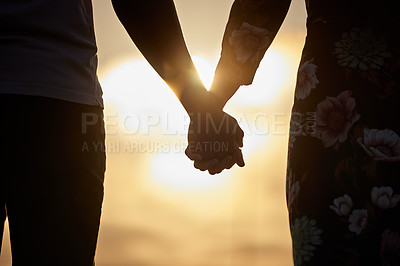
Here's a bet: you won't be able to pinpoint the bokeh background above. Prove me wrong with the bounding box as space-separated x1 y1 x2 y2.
0 0 307 265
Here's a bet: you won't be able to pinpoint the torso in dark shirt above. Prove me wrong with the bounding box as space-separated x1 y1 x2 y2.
0 0 103 106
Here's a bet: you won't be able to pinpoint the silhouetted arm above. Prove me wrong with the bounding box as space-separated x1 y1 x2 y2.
210 0 292 109
111 0 207 114
112 0 245 173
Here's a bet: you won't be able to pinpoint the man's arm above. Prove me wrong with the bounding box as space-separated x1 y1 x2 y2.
111 0 207 114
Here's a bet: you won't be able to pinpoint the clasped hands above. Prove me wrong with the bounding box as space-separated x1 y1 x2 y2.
185 93 244 175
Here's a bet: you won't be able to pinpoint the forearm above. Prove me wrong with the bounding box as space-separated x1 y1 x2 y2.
111 0 208 114
209 69 240 110
210 0 291 109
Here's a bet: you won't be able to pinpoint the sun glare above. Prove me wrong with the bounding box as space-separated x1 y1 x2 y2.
100 52 286 191
230 49 290 106
101 57 233 191
192 56 217 90
151 152 231 191
101 50 288 112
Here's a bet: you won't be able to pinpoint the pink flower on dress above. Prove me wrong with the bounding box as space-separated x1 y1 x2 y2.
329 194 353 216
295 59 319 100
380 229 400 266
229 22 270 63
357 128 400 161
348 209 368 235
371 187 400 210
313 90 361 148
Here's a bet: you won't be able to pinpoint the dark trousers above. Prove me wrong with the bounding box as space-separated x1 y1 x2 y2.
0 94 105 265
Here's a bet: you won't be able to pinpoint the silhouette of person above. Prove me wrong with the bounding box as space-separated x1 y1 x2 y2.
0 0 243 265
189 0 400 265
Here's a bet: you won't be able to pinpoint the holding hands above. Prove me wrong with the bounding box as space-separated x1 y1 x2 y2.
112 0 247 175
184 83 245 175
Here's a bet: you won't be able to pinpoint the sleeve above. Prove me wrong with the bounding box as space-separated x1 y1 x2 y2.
215 0 291 86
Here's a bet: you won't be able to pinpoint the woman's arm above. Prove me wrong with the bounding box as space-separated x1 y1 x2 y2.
210 0 292 109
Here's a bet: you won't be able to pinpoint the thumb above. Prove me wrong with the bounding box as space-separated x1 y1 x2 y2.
235 128 244 148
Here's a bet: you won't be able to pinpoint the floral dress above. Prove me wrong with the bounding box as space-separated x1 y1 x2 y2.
215 0 400 265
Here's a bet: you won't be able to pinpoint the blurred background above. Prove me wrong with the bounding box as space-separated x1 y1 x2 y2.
0 0 307 265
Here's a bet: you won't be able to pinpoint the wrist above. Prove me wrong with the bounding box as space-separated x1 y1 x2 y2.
208 91 225 111
180 86 217 118
209 67 240 111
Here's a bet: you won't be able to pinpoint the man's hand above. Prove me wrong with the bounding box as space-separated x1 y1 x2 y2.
185 109 244 175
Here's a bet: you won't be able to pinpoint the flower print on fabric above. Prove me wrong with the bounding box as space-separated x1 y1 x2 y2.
357 128 400 161
291 216 323 265
229 22 270 63
287 169 300 209
380 229 400 266
330 194 353 216
313 90 361 148
289 112 307 149
334 28 391 71
295 59 319 100
371 187 400 210
348 209 368 235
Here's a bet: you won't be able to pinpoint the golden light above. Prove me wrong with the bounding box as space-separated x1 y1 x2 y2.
101 50 289 112
229 49 290 106
100 52 288 192
192 56 217 89
101 56 216 132
151 152 231 191
101 57 236 192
